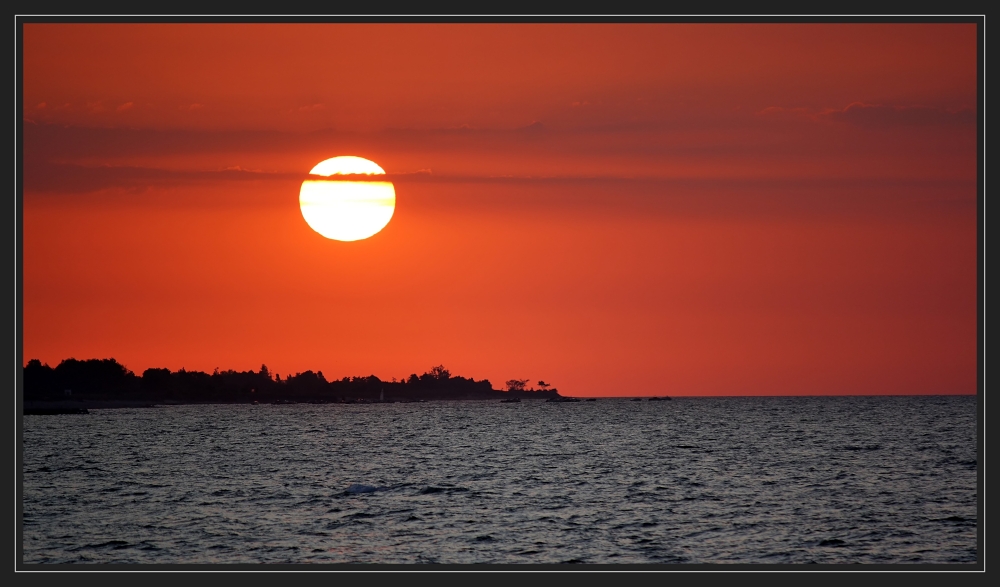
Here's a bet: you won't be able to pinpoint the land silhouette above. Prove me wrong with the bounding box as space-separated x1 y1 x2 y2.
22 359 562 407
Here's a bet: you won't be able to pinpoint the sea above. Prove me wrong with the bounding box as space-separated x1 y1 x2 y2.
21 396 978 566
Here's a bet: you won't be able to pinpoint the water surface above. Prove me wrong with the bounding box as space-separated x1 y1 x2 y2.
22 396 978 564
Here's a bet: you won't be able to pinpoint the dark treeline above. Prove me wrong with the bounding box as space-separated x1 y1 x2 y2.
23 359 561 403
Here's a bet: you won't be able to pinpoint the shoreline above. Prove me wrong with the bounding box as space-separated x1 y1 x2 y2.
22 397 569 410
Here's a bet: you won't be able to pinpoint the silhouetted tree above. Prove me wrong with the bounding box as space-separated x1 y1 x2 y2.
506 379 529 392
141 368 173 394
172 368 213 400
428 365 451 380
24 359 57 398
285 370 330 398
51 358 138 396
25 357 557 403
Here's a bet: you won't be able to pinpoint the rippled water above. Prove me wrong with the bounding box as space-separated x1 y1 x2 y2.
22 396 977 565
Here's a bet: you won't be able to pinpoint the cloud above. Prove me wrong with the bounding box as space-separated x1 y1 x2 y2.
755 106 812 119
760 102 976 128
21 162 442 194
515 120 545 133
116 102 134 113
22 158 972 195
821 102 975 128
22 162 302 194
22 122 574 162
21 118 975 196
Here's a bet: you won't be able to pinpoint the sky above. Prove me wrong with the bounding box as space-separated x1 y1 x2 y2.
21 23 979 396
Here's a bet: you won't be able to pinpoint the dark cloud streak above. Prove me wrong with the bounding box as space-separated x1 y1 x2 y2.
758 102 976 128
21 117 830 163
22 160 974 196
822 102 975 128
21 162 299 194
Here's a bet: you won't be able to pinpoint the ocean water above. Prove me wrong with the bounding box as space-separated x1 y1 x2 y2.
21 396 978 565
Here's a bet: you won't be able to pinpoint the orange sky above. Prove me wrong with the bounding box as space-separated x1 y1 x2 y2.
21 23 980 396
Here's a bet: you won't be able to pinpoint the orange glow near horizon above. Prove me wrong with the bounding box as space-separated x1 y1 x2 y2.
21 23 979 396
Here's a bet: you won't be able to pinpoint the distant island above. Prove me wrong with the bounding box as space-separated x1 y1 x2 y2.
22 359 563 406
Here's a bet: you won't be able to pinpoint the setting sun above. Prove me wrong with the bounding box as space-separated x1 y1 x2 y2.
299 156 395 241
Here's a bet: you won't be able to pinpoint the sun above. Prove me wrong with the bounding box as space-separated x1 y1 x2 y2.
299 156 396 241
